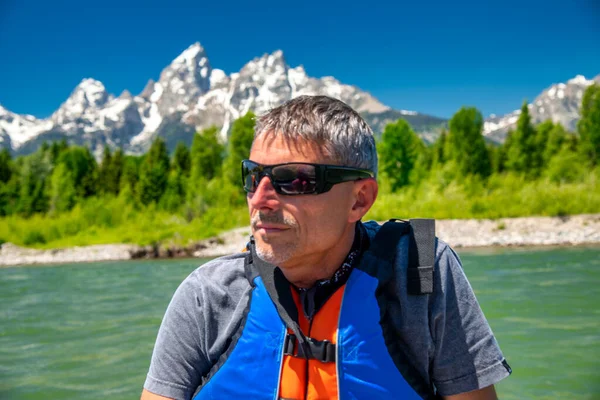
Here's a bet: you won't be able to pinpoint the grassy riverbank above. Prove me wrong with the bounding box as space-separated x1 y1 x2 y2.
1 172 598 250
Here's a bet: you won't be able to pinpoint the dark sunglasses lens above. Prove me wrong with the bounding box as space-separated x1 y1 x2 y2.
242 161 259 192
272 164 317 194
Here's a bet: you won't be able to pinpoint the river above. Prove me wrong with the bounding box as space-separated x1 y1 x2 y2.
1 246 599 399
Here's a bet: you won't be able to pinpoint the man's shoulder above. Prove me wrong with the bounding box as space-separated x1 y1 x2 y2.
362 219 454 261
183 252 250 292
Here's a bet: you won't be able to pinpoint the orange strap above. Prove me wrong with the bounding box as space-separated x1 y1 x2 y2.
278 285 345 400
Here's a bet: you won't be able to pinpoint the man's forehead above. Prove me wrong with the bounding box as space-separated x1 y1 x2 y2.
251 133 334 163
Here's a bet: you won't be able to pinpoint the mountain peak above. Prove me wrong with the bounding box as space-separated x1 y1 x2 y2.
70 78 110 108
567 74 593 86
484 72 600 142
172 42 207 66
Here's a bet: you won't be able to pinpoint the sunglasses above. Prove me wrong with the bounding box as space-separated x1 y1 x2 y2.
241 159 374 195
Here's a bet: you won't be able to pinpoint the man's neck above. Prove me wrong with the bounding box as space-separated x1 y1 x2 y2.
279 223 357 288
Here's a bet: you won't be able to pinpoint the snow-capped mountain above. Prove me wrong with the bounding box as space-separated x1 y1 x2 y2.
0 42 444 156
483 74 600 143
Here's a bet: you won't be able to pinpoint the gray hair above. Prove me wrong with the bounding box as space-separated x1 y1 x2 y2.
254 95 378 176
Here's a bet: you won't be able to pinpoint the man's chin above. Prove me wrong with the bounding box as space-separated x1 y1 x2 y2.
254 242 294 266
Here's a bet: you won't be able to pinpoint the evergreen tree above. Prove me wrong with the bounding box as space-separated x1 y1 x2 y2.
0 148 12 183
0 172 20 216
431 130 447 167
120 155 142 201
533 120 555 172
378 119 423 190
18 150 52 216
173 142 191 177
545 142 585 184
57 146 97 199
160 170 186 212
190 127 224 182
107 149 124 196
49 139 68 165
137 138 170 205
506 101 537 174
50 163 77 213
543 123 568 167
97 145 113 194
447 107 491 178
578 83 600 165
223 112 255 186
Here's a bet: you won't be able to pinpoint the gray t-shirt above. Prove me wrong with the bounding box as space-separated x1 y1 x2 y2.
144 224 510 399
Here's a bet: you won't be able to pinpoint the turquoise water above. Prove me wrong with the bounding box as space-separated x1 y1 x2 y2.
1 246 599 399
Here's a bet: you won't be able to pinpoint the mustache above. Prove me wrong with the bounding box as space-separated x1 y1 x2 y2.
251 211 297 229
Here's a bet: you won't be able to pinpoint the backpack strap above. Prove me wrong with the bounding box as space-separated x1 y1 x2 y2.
407 218 435 295
370 218 435 295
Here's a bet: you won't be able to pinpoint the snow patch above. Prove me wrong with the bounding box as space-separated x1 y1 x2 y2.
150 82 163 103
101 97 131 122
0 116 54 149
173 43 204 65
131 103 162 145
210 69 228 88
568 75 591 86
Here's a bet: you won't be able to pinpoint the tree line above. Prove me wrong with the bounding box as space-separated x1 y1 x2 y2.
378 84 600 190
0 112 255 218
0 84 599 220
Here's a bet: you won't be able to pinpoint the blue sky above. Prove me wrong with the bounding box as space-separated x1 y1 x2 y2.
0 0 598 119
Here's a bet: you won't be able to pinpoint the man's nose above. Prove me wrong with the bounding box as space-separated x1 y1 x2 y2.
248 176 280 210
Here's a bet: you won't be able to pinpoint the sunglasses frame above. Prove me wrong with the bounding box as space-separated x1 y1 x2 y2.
241 159 374 195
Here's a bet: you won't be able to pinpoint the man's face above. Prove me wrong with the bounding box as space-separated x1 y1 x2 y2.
247 134 357 269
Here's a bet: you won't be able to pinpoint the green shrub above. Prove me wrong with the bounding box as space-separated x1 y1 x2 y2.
23 230 46 246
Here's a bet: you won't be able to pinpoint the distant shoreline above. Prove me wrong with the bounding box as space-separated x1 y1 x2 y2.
1 214 599 267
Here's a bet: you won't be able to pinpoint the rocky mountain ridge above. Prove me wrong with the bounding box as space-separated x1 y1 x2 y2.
1 42 597 155
483 74 600 142
0 43 444 157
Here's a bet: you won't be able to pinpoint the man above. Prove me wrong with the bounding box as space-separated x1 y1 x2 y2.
141 95 511 400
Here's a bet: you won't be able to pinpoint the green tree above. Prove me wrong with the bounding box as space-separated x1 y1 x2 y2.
190 127 224 182
447 107 491 178
49 139 69 165
543 123 568 167
97 145 113 194
223 112 255 186
533 120 555 172
107 148 124 196
50 163 77 213
57 146 97 198
431 130 447 167
137 138 170 205
0 148 12 183
18 150 52 216
160 170 186 212
173 142 191 177
578 83 600 165
378 119 423 190
545 142 585 184
120 155 142 201
506 101 537 174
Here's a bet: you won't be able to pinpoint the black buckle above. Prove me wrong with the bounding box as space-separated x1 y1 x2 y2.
283 333 297 355
283 333 336 363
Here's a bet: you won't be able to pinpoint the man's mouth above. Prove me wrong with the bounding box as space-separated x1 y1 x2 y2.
254 224 289 234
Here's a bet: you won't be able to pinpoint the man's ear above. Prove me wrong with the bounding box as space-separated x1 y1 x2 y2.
349 178 378 223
